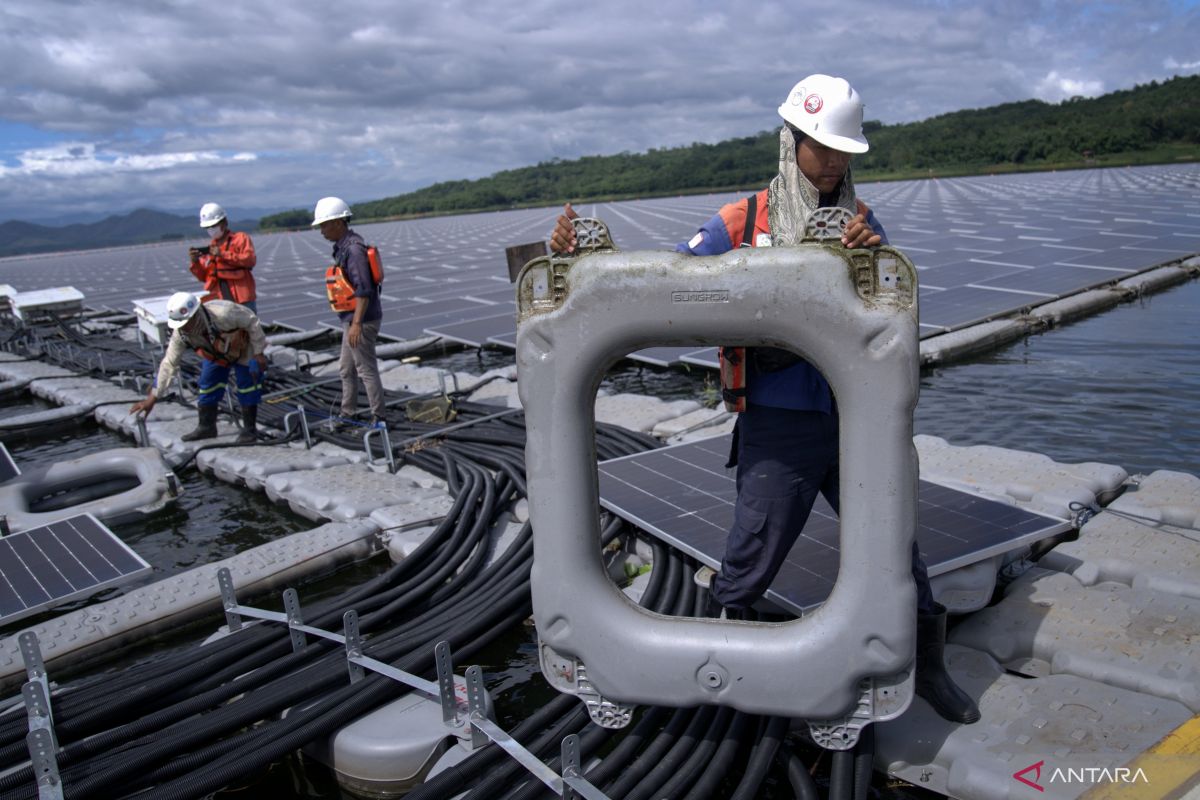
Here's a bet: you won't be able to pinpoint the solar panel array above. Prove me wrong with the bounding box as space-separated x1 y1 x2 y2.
0 514 151 626
598 436 1071 614
0 164 1196 370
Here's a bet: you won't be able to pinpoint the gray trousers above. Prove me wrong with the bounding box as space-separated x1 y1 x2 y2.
339 318 385 418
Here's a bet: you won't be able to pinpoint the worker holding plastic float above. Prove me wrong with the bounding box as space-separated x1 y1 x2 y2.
313 196 386 427
129 291 268 444
549 75 980 725
189 202 258 311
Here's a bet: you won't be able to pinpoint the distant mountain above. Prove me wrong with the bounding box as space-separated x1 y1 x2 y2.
23 211 109 226
0 208 260 259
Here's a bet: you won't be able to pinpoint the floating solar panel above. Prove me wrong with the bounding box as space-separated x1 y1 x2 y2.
0 442 18 483
976 264 1127 296
918 285 1039 332
598 435 1071 614
679 348 720 370
626 347 700 368
0 165 1195 352
0 514 150 626
425 311 518 348
486 331 517 348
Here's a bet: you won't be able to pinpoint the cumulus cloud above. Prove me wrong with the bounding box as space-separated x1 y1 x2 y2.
1034 71 1105 102
1163 57 1200 70
0 143 254 178
0 0 1197 221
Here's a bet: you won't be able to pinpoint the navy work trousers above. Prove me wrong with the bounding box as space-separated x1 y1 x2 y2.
196 358 262 408
709 404 935 614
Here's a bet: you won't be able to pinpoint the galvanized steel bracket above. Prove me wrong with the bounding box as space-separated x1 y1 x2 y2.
516 232 920 723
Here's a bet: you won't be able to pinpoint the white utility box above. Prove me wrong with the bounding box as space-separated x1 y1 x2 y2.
132 295 174 345
11 287 84 324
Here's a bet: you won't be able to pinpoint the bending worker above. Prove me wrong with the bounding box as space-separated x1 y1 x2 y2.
550 75 980 725
190 202 258 312
312 196 386 426
129 291 268 444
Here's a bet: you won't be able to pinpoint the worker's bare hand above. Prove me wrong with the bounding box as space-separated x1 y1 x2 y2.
347 322 362 348
549 203 579 254
841 214 882 249
129 396 156 417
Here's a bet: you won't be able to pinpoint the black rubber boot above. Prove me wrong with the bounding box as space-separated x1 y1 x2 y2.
180 405 219 442
235 404 258 445
703 593 747 621
915 604 981 724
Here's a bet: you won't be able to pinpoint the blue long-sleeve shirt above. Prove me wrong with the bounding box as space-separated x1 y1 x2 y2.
675 191 888 412
333 229 382 324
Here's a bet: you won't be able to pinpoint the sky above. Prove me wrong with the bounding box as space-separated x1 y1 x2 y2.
0 0 1197 224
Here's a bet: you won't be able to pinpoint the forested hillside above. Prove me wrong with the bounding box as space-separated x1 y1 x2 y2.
262 76 1198 229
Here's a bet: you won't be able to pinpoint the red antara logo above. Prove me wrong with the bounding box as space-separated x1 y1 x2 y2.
1013 760 1045 792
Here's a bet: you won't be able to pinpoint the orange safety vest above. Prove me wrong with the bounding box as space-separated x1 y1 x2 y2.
325 245 383 313
716 195 870 412
191 231 257 304
194 309 249 366
718 192 768 412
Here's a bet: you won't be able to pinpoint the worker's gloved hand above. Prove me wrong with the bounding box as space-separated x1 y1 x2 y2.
250 355 268 380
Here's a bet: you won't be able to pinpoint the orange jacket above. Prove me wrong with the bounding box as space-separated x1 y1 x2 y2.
190 231 257 304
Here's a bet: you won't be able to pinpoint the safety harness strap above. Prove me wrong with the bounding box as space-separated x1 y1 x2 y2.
740 193 757 248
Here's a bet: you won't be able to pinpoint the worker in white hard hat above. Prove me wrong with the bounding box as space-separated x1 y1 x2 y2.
312 196 386 427
190 202 259 311
129 291 269 444
549 75 981 726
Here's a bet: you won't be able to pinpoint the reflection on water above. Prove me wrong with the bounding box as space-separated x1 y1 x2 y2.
6 422 310 581
915 278 1200 476
0 418 312 636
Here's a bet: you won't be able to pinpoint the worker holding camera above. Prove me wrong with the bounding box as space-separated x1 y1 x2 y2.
189 202 258 312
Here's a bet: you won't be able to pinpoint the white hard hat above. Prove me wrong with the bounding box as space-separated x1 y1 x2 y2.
311 196 353 227
777 75 869 154
199 202 227 228
166 291 202 330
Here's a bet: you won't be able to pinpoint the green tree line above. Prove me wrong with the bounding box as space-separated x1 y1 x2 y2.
262 76 1199 229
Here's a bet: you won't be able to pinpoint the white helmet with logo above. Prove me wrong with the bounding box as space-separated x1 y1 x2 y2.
311 197 353 227
199 202 227 228
166 291 202 330
778 74 869 154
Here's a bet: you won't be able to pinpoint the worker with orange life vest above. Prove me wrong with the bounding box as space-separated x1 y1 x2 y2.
190 202 258 312
549 75 980 726
313 196 386 425
129 291 268 444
